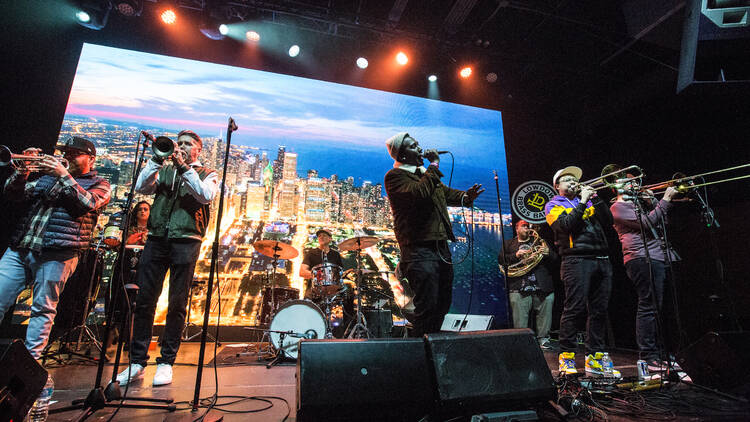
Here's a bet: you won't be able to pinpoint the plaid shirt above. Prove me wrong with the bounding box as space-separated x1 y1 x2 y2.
4 172 111 252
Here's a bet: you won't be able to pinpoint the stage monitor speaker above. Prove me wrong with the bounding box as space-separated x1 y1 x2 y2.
296 338 433 421
677 331 750 393
425 329 555 417
441 313 494 332
0 339 48 422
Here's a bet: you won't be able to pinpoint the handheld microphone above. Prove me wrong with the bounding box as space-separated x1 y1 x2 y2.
438 150 450 154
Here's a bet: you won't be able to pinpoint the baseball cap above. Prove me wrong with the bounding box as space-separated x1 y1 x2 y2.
55 136 96 156
315 228 332 237
552 166 582 185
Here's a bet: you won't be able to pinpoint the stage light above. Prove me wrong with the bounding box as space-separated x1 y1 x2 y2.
114 0 142 17
219 24 229 35
428 75 438 82
460 67 473 78
486 72 498 83
356 57 369 69
200 22 226 40
396 52 408 65
160 9 177 25
246 30 261 42
288 45 300 57
76 10 91 23
75 1 112 30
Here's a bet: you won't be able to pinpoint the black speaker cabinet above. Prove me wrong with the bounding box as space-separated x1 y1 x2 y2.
0 339 48 422
425 329 555 416
297 338 433 421
677 331 750 393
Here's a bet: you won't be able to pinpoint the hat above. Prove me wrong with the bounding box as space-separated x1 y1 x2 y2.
385 132 409 161
177 130 202 148
56 136 96 156
315 228 332 237
515 219 530 228
552 166 582 185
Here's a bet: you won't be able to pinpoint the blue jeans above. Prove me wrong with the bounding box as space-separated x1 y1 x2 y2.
0 247 79 358
129 237 201 366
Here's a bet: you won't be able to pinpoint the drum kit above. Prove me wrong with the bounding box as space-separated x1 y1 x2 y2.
247 234 392 364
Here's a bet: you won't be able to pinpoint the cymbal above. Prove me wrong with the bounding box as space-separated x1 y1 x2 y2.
253 240 299 259
338 235 380 251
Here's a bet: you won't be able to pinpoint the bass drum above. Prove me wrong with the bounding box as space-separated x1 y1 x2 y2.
269 300 326 359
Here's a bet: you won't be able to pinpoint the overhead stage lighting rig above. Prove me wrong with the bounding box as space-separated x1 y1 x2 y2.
75 0 112 30
113 0 142 17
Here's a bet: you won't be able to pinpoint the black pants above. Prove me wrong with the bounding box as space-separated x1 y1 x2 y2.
625 257 666 361
399 242 453 337
559 256 612 354
130 237 201 366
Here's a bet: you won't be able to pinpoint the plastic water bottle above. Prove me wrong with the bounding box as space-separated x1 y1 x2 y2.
26 374 53 422
601 353 614 379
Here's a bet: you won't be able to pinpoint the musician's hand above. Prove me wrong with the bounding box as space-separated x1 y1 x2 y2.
22 147 42 156
580 185 595 203
515 249 528 258
464 184 484 203
423 149 440 165
38 155 69 178
663 186 679 202
171 150 186 167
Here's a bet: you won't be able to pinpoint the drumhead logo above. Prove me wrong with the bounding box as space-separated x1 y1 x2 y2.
511 180 556 224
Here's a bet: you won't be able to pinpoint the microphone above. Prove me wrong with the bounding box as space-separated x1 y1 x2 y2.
141 131 156 143
438 150 450 154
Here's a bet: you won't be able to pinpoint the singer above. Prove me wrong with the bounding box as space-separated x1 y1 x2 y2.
117 130 218 387
384 132 483 336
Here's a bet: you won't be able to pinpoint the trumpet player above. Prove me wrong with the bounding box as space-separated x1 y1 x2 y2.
117 130 218 387
610 180 681 372
498 220 557 349
0 137 111 360
545 166 620 378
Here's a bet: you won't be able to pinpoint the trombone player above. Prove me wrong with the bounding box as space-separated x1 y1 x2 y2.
117 130 218 387
498 220 557 349
545 166 620 377
0 137 111 360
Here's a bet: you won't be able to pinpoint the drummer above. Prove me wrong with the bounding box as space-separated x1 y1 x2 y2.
299 228 343 300
126 200 150 246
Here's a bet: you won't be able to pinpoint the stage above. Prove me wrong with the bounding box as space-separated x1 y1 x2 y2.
42 341 750 421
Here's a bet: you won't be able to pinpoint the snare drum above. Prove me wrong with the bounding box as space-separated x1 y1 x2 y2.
269 300 326 359
311 263 342 296
102 225 122 248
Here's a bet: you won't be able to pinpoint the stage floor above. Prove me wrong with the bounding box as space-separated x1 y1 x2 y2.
43 342 748 421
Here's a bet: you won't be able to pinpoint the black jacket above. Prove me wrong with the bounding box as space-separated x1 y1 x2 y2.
499 236 557 293
544 195 612 257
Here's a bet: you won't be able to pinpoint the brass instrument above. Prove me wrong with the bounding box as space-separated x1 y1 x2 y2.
499 228 549 278
573 164 644 193
152 136 187 162
0 145 69 172
642 163 750 195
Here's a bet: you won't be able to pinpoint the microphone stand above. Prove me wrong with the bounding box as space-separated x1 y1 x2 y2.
50 133 175 420
186 117 237 420
494 170 511 328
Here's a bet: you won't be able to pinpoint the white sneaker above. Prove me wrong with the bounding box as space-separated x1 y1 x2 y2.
116 364 145 386
153 363 173 386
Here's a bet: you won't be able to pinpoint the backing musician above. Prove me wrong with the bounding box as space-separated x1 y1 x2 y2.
117 130 218 387
498 220 557 349
0 137 111 360
299 228 343 300
544 166 620 377
126 200 150 246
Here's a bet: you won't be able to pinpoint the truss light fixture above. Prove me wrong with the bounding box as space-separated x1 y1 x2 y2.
160 9 177 25
288 45 300 57
486 72 498 83
246 30 261 42
75 1 112 30
114 0 142 17
219 24 229 35
428 74 438 82
356 57 369 69
459 67 473 78
396 52 409 65
76 10 91 23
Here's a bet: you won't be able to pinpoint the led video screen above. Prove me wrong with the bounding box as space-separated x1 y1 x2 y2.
56 43 512 329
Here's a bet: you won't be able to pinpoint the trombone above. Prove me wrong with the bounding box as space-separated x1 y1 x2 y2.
643 163 750 195
575 164 644 193
0 145 69 172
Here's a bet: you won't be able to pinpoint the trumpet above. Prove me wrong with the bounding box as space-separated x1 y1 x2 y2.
152 136 187 162
0 145 69 172
571 164 644 194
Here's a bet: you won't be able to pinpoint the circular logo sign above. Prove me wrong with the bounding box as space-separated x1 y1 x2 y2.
511 180 556 224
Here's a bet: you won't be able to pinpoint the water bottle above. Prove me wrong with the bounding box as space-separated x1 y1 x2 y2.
26 374 53 422
601 353 614 379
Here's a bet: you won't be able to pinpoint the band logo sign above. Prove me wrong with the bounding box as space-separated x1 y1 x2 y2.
511 180 556 224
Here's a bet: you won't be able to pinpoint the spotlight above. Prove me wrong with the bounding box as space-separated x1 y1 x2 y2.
486 72 498 83
460 67 473 78
160 9 177 25
219 24 229 35
246 30 261 42
113 0 142 17
396 52 409 65
200 22 226 40
75 1 112 30
288 45 301 57
356 57 369 69
428 75 438 82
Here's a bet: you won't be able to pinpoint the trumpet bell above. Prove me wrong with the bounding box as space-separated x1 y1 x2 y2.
152 136 176 158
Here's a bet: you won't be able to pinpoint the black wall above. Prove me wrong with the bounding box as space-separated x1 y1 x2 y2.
2 1 749 348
